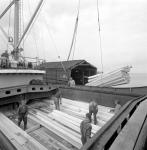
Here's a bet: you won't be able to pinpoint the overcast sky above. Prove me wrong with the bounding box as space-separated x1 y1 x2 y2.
0 0 147 73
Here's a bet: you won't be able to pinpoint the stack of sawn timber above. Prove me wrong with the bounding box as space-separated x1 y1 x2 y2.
29 127 71 150
43 98 113 126
61 98 114 126
38 108 100 135
0 112 47 150
50 110 100 134
28 98 114 150
29 110 82 149
42 98 113 127
86 66 132 87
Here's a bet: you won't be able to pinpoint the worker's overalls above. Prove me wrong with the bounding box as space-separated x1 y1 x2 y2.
89 102 98 125
55 91 62 104
18 105 28 130
80 118 92 145
54 97 60 110
114 104 121 114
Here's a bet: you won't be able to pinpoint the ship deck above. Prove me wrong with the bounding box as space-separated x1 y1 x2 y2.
0 98 114 150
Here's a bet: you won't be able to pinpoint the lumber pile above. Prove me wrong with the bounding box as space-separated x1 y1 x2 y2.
44 98 114 127
26 98 113 150
61 98 114 126
41 99 113 127
29 110 82 149
0 113 47 150
28 106 108 149
62 98 112 115
30 128 70 150
86 66 132 87
50 110 100 135
61 107 105 127
29 101 49 109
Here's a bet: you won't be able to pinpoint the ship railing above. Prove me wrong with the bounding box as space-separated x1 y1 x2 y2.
0 84 56 105
0 57 45 70
80 95 147 150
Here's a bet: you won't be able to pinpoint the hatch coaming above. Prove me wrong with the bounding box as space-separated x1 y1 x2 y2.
1 97 114 150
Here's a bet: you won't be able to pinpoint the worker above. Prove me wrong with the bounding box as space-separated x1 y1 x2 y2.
68 77 75 87
114 100 121 114
53 96 59 110
17 99 28 130
110 100 121 114
55 88 62 104
89 100 98 125
80 113 92 145
53 88 62 110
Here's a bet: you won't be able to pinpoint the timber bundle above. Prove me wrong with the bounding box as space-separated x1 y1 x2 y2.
86 66 132 87
0 113 48 150
0 98 114 150
29 98 113 149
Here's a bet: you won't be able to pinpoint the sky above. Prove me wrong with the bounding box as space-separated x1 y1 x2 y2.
0 0 147 73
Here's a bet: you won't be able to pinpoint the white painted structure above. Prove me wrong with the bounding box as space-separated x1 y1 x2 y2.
0 1 46 89
0 69 45 88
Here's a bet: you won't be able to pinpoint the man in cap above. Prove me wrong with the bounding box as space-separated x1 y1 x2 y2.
89 100 98 125
80 113 92 145
17 99 28 130
53 88 62 110
114 100 121 114
68 77 75 87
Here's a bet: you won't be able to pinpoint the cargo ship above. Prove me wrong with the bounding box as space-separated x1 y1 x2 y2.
0 0 147 150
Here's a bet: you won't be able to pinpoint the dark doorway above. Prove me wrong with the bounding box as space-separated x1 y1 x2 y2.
71 66 97 85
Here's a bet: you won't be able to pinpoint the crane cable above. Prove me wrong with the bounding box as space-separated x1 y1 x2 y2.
96 0 103 74
21 0 25 49
97 0 104 104
67 0 80 61
7 0 12 50
19 0 25 59
72 0 80 60
72 31 77 60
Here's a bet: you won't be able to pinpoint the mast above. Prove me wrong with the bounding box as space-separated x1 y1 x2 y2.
0 0 44 61
14 0 20 60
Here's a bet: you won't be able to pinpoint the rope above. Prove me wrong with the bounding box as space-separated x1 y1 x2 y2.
72 32 77 60
96 0 104 104
96 0 104 86
72 0 80 61
72 22 79 60
19 0 21 42
67 0 80 61
7 0 12 50
96 0 103 74
21 0 24 49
